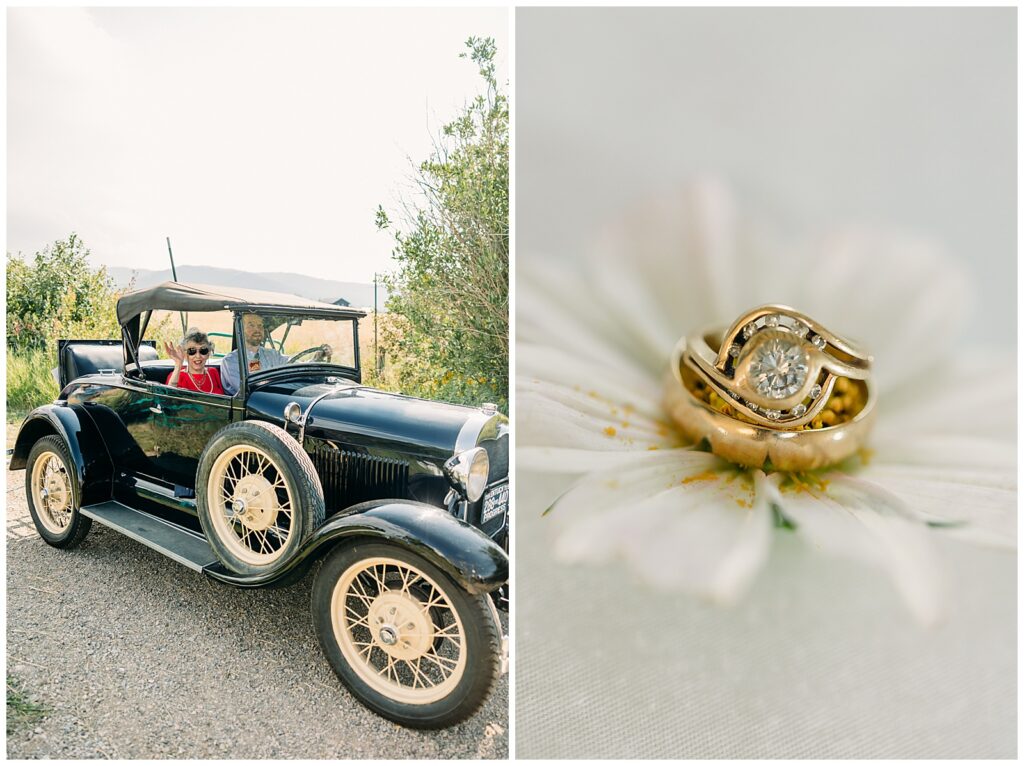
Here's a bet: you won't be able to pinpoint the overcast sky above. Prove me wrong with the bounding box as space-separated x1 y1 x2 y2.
7 7 508 283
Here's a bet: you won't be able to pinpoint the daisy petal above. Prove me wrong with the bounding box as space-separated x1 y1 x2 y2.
869 434 1015 473
766 473 944 626
518 256 644 370
590 180 740 347
518 446 688 474
796 228 972 397
873 358 1016 444
518 343 663 417
856 435 1016 549
548 454 773 604
518 390 675 453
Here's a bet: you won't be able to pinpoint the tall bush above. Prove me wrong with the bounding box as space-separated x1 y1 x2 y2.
6 233 121 352
376 37 509 411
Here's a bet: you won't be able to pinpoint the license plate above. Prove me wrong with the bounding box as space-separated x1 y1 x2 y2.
481 483 509 524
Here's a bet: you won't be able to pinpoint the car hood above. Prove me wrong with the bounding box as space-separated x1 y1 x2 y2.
246 380 502 460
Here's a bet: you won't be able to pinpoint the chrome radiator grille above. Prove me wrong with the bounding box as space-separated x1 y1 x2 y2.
309 443 410 511
481 431 509 484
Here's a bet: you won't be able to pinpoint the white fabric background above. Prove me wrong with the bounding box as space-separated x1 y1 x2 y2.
514 8 1016 758
516 476 1016 759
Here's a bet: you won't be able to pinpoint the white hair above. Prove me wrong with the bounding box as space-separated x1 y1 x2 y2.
182 327 214 353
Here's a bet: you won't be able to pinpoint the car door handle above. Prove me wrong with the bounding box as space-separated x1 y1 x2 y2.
149 404 163 414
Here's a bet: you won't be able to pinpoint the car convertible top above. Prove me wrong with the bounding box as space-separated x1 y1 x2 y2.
116 281 367 326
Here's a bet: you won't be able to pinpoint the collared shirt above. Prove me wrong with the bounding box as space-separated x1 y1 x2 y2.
220 345 289 395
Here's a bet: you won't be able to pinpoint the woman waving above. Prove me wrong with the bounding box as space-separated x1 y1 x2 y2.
164 329 225 395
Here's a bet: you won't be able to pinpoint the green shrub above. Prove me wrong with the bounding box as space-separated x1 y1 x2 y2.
6 349 60 419
376 37 508 413
7 233 124 420
7 233 120 353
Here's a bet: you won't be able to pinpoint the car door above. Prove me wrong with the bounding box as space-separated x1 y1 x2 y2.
145 383 236 488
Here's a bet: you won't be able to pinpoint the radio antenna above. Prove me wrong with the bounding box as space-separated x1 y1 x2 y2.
166 237 187 338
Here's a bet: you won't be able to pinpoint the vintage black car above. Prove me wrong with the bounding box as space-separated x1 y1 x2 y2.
9 282 509 728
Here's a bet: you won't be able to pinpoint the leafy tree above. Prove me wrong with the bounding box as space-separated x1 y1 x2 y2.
6 233 121 352
376 36 508 411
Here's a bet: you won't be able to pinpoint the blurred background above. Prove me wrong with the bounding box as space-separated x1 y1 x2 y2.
515 7 1016 758
517 7 1015 341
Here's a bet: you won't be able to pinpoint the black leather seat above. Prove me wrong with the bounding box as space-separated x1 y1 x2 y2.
140 360 176 383
59 340 158 387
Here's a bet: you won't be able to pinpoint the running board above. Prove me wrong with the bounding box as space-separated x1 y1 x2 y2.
80 501 218 572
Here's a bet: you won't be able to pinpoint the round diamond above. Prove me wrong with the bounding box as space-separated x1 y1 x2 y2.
728 343 742 359
742 322 757 340
766 409 781 420
811 334 827 350
810 384 822 399
791 403 807 417
765 314 780 328
749 338 809 399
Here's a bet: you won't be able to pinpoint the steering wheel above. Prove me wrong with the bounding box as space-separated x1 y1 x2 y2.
286 344 332 364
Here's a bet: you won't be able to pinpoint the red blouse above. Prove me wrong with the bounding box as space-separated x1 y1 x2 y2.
166 367 225 395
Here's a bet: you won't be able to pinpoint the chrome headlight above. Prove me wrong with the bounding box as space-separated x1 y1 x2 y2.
443 447 489 503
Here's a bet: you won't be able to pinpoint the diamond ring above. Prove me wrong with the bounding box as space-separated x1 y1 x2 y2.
664 305 876 471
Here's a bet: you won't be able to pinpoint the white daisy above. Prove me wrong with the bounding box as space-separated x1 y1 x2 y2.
517 180 1016 626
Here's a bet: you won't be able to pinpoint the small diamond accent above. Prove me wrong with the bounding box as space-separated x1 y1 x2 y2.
749 337 810 399
811 334 827 350
766 409 781 420
765 314 780 328
790 321 808 337
742 322 757 340
810 384 822 399
791 403 807 417
728 344 742 359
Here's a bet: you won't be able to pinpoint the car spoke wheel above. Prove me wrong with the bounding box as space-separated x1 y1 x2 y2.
197 420 323 576
207 445 296 567
313 542 502 729
332 556 467 705
30 450 74 534
24 435 92 549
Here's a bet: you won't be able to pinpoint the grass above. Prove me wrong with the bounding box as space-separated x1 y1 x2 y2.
6 675 49 735
6 348 59 420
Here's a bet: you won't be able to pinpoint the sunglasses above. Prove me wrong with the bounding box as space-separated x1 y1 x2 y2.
186 347 210 357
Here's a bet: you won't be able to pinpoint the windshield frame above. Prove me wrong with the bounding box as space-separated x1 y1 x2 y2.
236 309 361 396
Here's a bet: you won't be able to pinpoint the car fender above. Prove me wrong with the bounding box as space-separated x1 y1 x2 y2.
9 404 113 505
204 499 509 594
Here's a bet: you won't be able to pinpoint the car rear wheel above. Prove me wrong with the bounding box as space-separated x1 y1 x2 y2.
25 435 92 548
196 421 324 576
312 541 502 729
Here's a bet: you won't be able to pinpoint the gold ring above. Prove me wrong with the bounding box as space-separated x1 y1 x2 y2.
663 304 876 471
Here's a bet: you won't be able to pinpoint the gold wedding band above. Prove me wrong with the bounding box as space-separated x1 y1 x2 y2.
664 305 876 471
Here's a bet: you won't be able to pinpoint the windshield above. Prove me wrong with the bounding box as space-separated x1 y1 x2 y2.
143 309 360 379
145 309 234 357
242 313 358 371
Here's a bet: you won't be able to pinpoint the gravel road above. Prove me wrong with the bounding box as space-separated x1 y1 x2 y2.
5 465 508 759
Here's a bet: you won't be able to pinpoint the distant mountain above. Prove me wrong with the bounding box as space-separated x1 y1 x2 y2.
105 265 387 309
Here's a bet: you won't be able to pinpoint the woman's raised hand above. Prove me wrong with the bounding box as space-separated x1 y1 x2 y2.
164 341 185 367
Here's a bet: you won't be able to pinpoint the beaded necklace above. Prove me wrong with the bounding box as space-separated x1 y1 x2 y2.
184 368 213 393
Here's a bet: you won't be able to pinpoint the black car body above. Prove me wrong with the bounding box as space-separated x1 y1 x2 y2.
10 281 509 728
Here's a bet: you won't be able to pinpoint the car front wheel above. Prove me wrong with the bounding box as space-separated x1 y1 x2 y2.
196 420 325 576
312 541 502 729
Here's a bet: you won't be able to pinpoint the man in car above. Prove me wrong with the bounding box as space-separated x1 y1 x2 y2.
220 313 289 396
